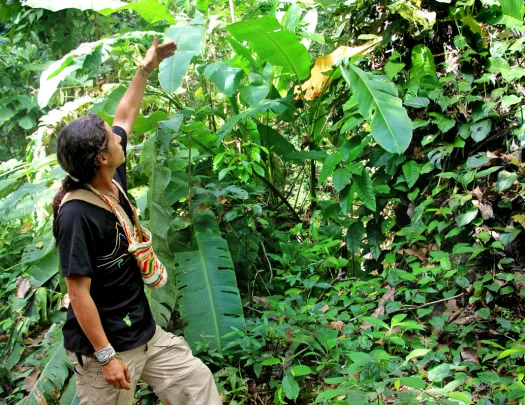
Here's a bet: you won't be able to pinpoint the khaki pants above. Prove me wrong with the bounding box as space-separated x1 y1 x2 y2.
66 326 221 405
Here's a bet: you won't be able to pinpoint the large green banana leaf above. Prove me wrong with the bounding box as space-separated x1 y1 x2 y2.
18 327 72 405
227 16 311 81
159 16 206 93
341 64 412 155
174 210 245 352
142 131 178 328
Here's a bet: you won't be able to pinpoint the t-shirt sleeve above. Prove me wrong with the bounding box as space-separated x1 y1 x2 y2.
112 125 128 192
57 206 97 278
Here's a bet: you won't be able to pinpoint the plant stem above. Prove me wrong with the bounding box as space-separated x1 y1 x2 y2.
255 173 302 222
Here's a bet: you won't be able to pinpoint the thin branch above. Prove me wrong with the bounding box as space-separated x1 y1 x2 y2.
255 173 302 222
261 241 274 283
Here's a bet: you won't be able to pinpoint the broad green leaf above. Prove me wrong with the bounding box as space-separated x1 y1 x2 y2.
196 0 208 14
99 1 175 24
283 4 302 32
227 16 311 80
146 131 178 328
204 62 244 97
429 113 455 133
217 98 289 142
332 168 352 192
226 37 262 72
175 210 246 352
285 150 327 161
500 0 524 19
90 85 126 117
26 0 175 23
402 161 420 188
19 115 36 130
353 170 376 211
291 365 312 377
404 97 430 108
261 358 280 365
38 43 98 107
21 331 71 405
466 152 494 168
496 170 518 191
499 346 525 358
470 120 492 142
319 152 342 183
340 135 369 163
133 111 169 134
362 316 389 329
159 16 205 93
258 124 296 156
282 375 300 400
447 392 473 404
27 252 59 288
502 94 522 106
400 376 426 389
239 85 270 106
59 376 79 405
23 0 125 11
0 107 15 126
406 348 430 361
346 221 364 254
390 3 436 33
456 208 478 227
410 44 438 83
339 183 355 216
341 64 412 154
384 61 405 80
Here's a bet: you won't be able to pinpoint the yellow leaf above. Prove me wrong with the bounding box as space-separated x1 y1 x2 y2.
513 214 525 228
296 40 381 101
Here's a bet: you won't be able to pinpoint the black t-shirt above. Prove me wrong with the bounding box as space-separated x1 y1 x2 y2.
56 126 156 354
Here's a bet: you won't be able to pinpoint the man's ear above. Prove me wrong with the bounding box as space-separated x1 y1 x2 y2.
97 152 108 166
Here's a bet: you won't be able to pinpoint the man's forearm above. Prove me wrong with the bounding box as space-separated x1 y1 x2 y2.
114 66 150 134
70 290 110 352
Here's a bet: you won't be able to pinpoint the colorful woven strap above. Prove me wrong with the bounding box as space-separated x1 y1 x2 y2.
84 181 167 289
85 180 138 244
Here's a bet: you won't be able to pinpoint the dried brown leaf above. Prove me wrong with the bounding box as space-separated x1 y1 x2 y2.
461 347 479 364
23 367 40 392
297 40 381 100
330 321 345 331
480 202 494 220
253 296 270 309
17 277 31 299
361 286 396 330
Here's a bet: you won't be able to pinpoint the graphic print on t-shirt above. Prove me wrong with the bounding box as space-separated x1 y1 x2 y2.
96 222 131 270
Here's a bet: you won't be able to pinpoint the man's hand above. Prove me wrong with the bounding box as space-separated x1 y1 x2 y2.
142 37 177 72
101 357 132 390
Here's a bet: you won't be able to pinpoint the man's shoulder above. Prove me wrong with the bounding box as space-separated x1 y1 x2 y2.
57 199 109 224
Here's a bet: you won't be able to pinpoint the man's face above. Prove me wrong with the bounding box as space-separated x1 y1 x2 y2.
101 123 126 168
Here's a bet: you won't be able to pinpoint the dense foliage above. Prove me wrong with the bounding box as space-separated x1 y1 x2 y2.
1 0 525 403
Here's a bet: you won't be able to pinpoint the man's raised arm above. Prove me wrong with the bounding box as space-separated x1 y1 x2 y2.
113 37 177 135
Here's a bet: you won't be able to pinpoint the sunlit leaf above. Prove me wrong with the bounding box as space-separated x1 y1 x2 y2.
342 64 412 154
227 16 311 81
159 16 205 93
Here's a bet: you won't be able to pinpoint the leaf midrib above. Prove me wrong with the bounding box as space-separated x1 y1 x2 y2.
196 232 222 352
244 20 303 82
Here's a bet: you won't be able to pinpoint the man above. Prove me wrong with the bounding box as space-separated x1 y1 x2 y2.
52 37 221 405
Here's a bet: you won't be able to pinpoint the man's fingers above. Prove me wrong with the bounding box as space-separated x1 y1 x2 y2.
120 377 131 390
159 41 177 51
123 363 132 383
151 36 159 48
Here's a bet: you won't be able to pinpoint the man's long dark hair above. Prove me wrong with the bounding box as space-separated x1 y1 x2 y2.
52 114 108 238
